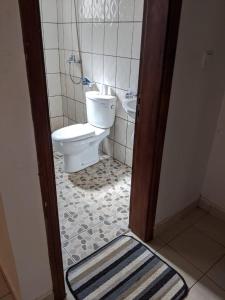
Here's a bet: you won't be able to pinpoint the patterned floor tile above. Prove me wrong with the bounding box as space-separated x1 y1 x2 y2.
54 152 131 269
61 248 75 270
63 230 105 263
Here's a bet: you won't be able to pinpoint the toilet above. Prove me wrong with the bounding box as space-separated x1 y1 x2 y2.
52 91 117 173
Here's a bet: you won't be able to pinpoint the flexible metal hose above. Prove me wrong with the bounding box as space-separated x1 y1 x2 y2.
69 0 84 85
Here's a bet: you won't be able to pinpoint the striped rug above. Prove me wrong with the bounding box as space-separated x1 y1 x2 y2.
66 235 188 300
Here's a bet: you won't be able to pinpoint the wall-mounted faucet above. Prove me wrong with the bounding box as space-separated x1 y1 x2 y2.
82 77 94 88
67 53 93 87
67 54 81 64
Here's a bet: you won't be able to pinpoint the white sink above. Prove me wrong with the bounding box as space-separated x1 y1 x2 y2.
122 97 137 120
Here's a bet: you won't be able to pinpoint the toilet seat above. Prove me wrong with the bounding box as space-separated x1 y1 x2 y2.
52 123 106 143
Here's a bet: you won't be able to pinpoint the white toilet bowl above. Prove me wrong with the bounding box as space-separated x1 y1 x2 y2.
52 123 109 173
52 91 116 172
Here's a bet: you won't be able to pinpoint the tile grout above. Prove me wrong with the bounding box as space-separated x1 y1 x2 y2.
158 218 225 293
55 152 131 269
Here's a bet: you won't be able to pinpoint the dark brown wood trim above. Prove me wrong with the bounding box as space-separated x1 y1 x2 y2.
129 0 183 241
18 1 66 299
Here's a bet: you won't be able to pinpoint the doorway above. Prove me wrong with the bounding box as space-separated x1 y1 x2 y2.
39 0 141 270
18 0 182 298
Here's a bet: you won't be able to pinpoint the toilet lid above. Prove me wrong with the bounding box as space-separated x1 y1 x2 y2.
52 123 96 142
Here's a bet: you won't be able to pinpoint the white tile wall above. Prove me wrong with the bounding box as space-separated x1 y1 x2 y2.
117 23 133 57
62 96 68 115
103 138 114 156
40 0 63 129
66 75 75 99
64 24 73 50
40 0 144 166
93 54 104 83
43 23 59 49
130 59 140 93
47 73 61 96
104 56 116 87
132 23 142 59
44 49 60 73
105 0 119 22
125 147 133 167
93 23 104 54
134 0 144 21
63 0 72 22
75 101 86 123
82 53 93 80
104 23 118 56
126 121 134 149
119 0 134 21
41 0 57 22
50 116 64 131
114 142 126 163
49 96 63 117
67 98 76 120
115 117 127 146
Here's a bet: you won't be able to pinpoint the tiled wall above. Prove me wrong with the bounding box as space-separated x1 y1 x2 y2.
40 0 144 166
39 0 64 131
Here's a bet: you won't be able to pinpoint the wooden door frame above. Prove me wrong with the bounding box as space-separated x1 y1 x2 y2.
129 0 182 241
18 1 66 299
18 0 182 299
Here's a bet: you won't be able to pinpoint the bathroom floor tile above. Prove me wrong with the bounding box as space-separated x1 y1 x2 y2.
54 152 131 269
61 248 75 270
88 223 129 244
63 230 106 263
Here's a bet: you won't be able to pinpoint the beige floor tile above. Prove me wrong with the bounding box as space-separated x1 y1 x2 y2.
147 237 166 252
179 208 207 224
158 208 206 243
126 232 166 253
169 227 225 272
0 272 10 298
158 245 203 288
195 214 225 247
207 255 225 290
186 276 225 299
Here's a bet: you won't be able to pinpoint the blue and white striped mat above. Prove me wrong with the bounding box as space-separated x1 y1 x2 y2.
66 235 188 300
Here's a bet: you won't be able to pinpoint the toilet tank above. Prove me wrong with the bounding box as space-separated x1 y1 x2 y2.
86 91 117 129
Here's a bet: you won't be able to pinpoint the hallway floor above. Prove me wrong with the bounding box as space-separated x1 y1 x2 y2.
153 208 225 299
63 207 225 299
152 208 225 300
54 152 131 270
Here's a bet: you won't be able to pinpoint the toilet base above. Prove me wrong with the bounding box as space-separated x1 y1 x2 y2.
63 144 99 173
